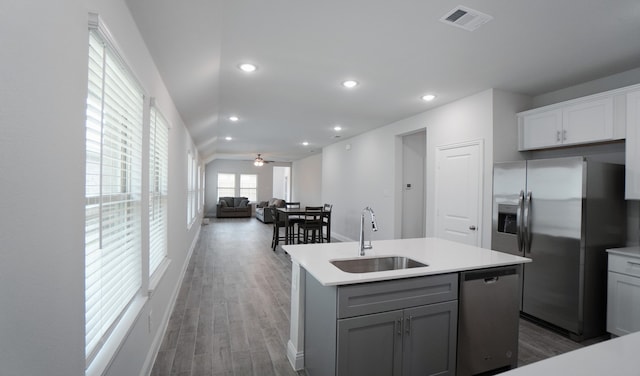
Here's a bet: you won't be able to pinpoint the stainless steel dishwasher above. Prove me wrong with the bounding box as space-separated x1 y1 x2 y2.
457 265 521 376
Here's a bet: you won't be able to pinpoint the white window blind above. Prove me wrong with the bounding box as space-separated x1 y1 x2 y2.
187 152 194 225
149 105 169 276
217 173 235 199
85 29 143 364
240 174 257 201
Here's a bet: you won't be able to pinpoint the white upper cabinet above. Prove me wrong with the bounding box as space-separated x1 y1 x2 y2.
562 97 614 144
521 108 563 149
518 95 616 150
626 89 640 199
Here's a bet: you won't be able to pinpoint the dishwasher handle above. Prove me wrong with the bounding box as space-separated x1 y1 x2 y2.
463 266 517 282
483 276 499 284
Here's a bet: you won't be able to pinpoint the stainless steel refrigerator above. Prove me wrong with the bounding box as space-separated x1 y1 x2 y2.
492 156 626 340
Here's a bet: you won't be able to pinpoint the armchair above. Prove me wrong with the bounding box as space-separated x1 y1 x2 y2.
255 198 286 223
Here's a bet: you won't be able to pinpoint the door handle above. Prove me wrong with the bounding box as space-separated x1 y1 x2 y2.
524 191 532 253
469 225 476 231
517 190 524 253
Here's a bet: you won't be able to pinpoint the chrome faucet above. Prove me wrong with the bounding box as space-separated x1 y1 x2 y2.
359 206 378 256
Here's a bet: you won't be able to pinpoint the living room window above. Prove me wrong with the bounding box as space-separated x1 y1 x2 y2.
85 24 143 366
240 174 257 201
217 173 235 200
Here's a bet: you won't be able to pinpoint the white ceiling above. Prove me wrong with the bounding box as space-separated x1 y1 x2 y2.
125 0 640 163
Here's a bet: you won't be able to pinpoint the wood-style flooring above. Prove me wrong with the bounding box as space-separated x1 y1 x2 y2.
151 216 602 375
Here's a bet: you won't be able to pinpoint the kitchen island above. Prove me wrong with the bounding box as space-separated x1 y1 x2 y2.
284 237 530 375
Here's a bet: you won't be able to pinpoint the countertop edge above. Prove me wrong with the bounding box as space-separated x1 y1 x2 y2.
285 237 531 286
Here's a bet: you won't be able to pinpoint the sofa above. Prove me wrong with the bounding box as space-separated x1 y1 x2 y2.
216 197 252 218
255 198 286 223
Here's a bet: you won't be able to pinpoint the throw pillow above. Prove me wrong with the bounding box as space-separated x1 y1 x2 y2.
239 199 249 208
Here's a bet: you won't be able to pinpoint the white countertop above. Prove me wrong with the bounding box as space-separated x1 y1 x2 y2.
607 246 640 259
283 237 531 286
499 331 640 375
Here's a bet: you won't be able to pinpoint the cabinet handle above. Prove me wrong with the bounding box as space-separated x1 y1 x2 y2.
405 317 412 335
628 261 640 268
563 129 567 141
396 319 402 335
556 130 561 142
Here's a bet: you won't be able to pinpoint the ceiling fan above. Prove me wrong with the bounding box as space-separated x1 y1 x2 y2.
253 153 273 166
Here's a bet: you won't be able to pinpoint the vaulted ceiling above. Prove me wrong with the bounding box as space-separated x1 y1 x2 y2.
125 0 640 163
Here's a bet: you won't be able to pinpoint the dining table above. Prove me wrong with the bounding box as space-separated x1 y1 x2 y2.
275 207 331 245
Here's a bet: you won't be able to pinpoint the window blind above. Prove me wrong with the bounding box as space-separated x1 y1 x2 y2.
217 173 235 199
149 106 169 276
240 174 257 201
85 30 143 364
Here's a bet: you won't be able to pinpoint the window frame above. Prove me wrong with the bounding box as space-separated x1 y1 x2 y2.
148 103 169 278
85 13 146 373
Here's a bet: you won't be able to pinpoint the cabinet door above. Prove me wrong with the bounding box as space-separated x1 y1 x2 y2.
607 271 640 336
337 310 403 376
562 97 613 145
626 90 640 199
402 301 458 376
521 109 562 150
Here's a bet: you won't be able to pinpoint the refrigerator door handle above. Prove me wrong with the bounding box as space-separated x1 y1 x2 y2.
524 191 532 253
517 190 524 253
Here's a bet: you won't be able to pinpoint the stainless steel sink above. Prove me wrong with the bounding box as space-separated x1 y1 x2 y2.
330 256 428 273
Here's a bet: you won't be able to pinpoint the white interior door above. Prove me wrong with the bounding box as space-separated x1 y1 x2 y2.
435 141 483 246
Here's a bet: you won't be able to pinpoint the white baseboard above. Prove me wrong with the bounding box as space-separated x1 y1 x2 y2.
286 340 304 371
140 226 201 376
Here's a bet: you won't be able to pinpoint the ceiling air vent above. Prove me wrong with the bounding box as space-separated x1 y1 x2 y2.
440 5 493 31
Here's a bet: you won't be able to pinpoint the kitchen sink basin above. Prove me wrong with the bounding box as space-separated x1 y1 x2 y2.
330 256 428 273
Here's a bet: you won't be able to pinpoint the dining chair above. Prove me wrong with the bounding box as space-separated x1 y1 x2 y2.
285 202 304 242
271 209 288 251
322 203 333 242
297 206 324 244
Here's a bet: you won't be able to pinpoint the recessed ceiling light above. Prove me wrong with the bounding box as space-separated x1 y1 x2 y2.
421 94 437 102
225 136 232 141
302 141 309 146
238 63 257 73
342 80 358 89
229 116 239 122
334 125 342 131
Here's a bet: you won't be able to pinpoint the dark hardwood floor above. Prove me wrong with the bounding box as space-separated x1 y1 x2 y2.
151 217 600 375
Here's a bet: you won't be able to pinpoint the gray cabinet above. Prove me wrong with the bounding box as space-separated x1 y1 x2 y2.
337 310 403 376
305 272 458 376
402 302 458 376
336 301 457 376
607 249 640 336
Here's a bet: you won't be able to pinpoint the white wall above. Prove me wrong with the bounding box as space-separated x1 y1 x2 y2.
324 90 483 244
0 1 202 375
322 89 530 246
291 153 323 207
493 89 533 162
204 159 293 214
533 67 640 108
